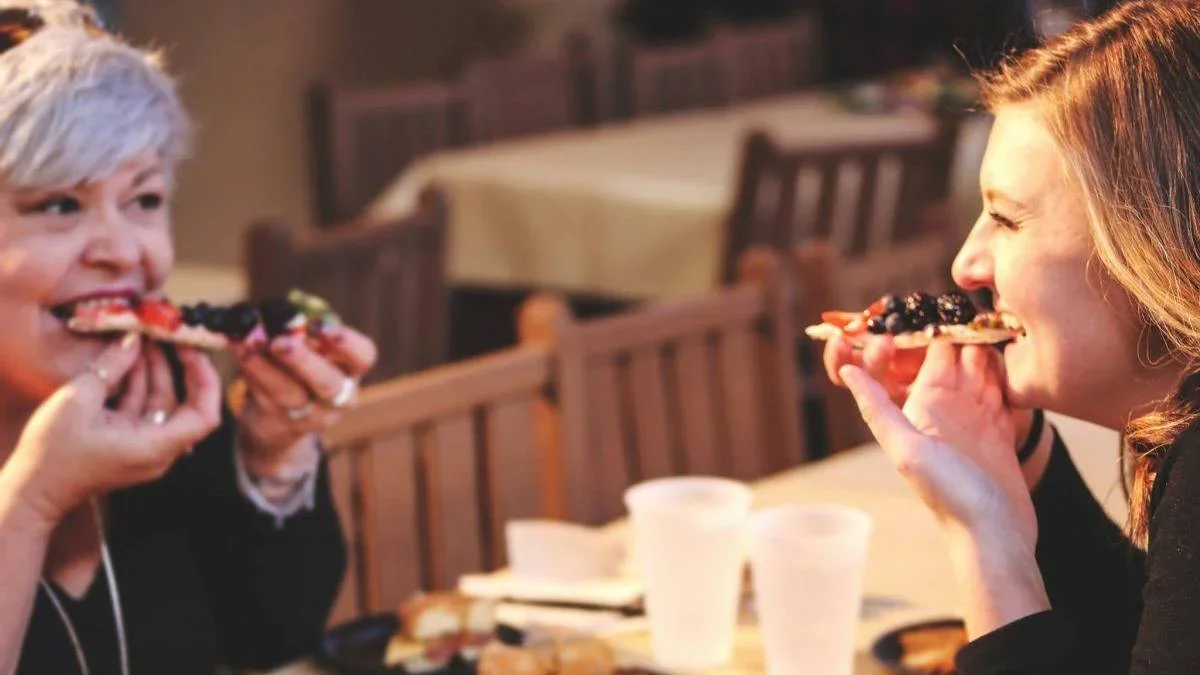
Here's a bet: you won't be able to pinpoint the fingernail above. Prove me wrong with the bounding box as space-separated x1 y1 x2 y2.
121 332 139 350
272 337 294 355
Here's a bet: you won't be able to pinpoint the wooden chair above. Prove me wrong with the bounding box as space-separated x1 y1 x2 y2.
310 81 463 223
244 190 449 385
721 118 962 283
715 18 816 101
320 343 559 625
461 33 598 143
626 40 730 117
792 234 958 454
520 248 806 526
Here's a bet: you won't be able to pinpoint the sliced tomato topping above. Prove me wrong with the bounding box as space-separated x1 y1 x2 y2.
820 310 862 328
137 300 182 332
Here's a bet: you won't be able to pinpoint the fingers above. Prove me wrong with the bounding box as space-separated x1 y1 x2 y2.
143 344 178 418
238 351 311 409
116 356 148 417
823 334 858 387
314 326 377 376
960 345 993 400
912 340 959 390
71 333 143 404
268 337 354 404
159 348 222 444
839 365 922 454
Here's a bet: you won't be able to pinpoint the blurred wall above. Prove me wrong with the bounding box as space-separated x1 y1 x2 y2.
119 0 522 266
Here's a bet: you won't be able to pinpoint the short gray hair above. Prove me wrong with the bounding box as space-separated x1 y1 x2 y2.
0 0 190 187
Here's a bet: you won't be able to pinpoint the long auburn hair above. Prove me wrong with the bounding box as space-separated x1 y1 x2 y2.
980 0 1200 543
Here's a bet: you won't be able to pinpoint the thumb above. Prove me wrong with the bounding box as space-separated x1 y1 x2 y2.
67 333 143 405
839 364 922 451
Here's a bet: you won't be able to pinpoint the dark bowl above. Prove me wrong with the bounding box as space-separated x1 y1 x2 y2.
316 613 523 675
871 618 967 675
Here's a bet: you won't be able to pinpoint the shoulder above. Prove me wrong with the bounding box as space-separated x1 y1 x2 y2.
1149 421 1200 533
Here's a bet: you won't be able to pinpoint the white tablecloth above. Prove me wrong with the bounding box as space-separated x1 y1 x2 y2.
368 92 992 301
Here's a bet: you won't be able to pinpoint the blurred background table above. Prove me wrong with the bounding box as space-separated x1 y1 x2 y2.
367 90 991 302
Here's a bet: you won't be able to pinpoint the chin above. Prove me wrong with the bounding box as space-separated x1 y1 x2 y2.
1001 337 1050 410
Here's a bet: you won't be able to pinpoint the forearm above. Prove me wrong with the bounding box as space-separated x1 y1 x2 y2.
946 526 1051 641
0 466 55 675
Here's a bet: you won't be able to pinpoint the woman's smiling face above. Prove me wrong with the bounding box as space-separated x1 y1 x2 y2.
0 150 173 403
952 103 1157 425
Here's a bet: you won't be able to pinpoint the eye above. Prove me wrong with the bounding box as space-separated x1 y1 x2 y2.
22 195 82 216
989 211 1020 231
134 192 164 211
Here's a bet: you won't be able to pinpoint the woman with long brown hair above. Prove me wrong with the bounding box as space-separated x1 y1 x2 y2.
825 1 1200 672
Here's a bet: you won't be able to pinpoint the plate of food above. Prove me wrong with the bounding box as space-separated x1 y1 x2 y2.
870 618 968 675
317 590 664 675
804 290 1023 350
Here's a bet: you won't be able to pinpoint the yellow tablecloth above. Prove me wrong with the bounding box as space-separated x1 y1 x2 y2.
368 92 992 301
272 414 1123 674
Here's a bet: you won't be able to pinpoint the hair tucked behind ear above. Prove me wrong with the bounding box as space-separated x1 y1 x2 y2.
980 0 1200 544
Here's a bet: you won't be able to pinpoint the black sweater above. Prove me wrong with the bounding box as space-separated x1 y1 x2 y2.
956 422 1200 674
16 406 348 675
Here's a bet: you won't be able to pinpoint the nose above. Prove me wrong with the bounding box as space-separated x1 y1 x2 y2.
80 203 141 274
951 213 995 293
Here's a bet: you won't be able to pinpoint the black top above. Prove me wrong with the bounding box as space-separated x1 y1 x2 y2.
956 421 1200 674
17 404 347 675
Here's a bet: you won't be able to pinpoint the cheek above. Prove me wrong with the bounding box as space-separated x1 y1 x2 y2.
145 229 174 284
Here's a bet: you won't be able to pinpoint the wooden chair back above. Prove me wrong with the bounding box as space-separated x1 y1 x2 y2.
722 118 962 282
321 344 559 625
520 249 806 525
715 19 814 101
792 234 957 454
627 41 729 117
244 190 449 385
462 34 598 143
310 81 462 222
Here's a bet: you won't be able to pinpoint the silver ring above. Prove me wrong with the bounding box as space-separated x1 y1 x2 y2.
144 409 167 426
328 377 357 409
286 401 315 421
86 363 111 385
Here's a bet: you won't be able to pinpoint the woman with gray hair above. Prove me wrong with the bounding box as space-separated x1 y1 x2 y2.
0 2 378 674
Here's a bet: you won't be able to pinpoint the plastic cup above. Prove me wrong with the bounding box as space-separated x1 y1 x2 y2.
624 476 752 670
749 504 873 675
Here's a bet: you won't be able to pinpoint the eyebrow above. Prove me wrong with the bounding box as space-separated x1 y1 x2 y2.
985 189 1031 211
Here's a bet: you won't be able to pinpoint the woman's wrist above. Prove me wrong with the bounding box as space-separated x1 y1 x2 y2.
0 460 59 538
237 430 319 479
945 526 1050 640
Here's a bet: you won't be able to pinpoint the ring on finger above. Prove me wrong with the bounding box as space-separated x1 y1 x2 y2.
286 401 315 421
143 409 168 426
327 377 357 409
86 362 112 386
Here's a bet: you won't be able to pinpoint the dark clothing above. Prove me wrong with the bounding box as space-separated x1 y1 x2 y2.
957 422 1200 674
17 408 347 675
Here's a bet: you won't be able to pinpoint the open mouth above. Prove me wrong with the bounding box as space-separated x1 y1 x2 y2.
48 295 140 335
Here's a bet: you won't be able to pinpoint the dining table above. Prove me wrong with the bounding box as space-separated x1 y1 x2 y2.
365 90 993 303
270 413 1124 675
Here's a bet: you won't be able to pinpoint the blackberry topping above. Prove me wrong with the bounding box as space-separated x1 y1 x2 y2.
202 307 229 335
936 291 977 325
884 312 908 334
180 305 200 327
866 315 887 335
259 298 301 337
225 302 261 340
902 291 938 329
880 294 903 316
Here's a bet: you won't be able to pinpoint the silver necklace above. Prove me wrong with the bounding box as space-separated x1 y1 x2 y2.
38 499 130 675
